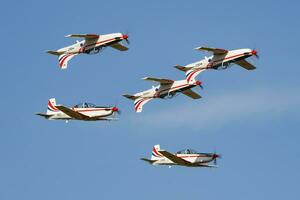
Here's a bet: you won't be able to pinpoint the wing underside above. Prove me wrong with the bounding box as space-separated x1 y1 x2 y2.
234 59 256 70
158 150 193 166
182 89 202 99
65 34 99 39
55 105 91 120
195 46 228 55
142 77 174 85
110 43 129 51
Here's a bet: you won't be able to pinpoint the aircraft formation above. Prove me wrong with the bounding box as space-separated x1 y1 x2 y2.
36 32 258 168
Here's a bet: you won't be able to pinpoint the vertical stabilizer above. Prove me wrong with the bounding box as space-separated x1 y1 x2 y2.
47 98 59 114
151 144 163 160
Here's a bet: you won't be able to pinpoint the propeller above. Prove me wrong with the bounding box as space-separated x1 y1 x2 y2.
195 81 204 90
212 149 221 165
251 49 259 59
122 33 130 45
112 106 121 114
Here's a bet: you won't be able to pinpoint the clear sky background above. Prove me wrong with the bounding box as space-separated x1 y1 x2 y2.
0 0 300 199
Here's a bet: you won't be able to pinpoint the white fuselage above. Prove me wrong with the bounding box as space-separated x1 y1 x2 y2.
48 107 114 120
186 48 253 70
58 33 124 54
153 153 214 166
135 79 198 99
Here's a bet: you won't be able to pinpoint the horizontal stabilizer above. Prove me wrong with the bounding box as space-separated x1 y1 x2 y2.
123 94 138 100
140 158 155 164
47 50 65 56
174 65 190 72
35 113 51 119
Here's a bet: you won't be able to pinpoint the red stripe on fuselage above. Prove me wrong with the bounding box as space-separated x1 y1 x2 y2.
81 38 118 53
211 53 247 67
73 108 111 112
156 83 189 97
177 155 210 158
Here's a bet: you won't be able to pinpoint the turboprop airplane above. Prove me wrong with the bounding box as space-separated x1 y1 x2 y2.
123 69 204 113
174 46 258 72
141 144 221 168
47 33 129 69
36 98 119 121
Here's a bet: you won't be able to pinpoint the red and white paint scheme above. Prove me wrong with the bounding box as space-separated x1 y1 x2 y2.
174 46 258 72
36 98 119 121
123 69 204 113
141 144 221 168
47 33 129 69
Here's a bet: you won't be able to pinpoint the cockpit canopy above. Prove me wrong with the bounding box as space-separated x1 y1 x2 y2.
176 149 198 154
73 102 97 108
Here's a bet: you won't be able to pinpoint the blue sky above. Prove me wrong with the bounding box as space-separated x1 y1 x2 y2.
1 0 300 199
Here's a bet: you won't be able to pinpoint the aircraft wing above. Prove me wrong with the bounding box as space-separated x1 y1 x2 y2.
195 46 228 55
182 89 202 99
197 164 218 168
110 42 129 51
65 34 99 39
234 59 256 70
158 150 193 166
142 77 174 85
55 105 91 120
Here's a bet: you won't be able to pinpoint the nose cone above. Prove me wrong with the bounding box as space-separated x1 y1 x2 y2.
122 34 129 39
251 49 257 56
212 154 220 159
112 107 119 112
195 81 202 86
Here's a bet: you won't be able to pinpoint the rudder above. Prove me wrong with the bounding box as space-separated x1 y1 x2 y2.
47 98 59 114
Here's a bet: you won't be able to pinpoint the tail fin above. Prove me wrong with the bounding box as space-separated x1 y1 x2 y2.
58 53 77 69
185 68 206 83
47 98 59 115
151 144 163 160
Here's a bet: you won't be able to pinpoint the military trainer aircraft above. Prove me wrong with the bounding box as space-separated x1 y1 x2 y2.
174 46 258 72
141 144 221 168
36 98 119 121
47 33 129 69
123 69 204 113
